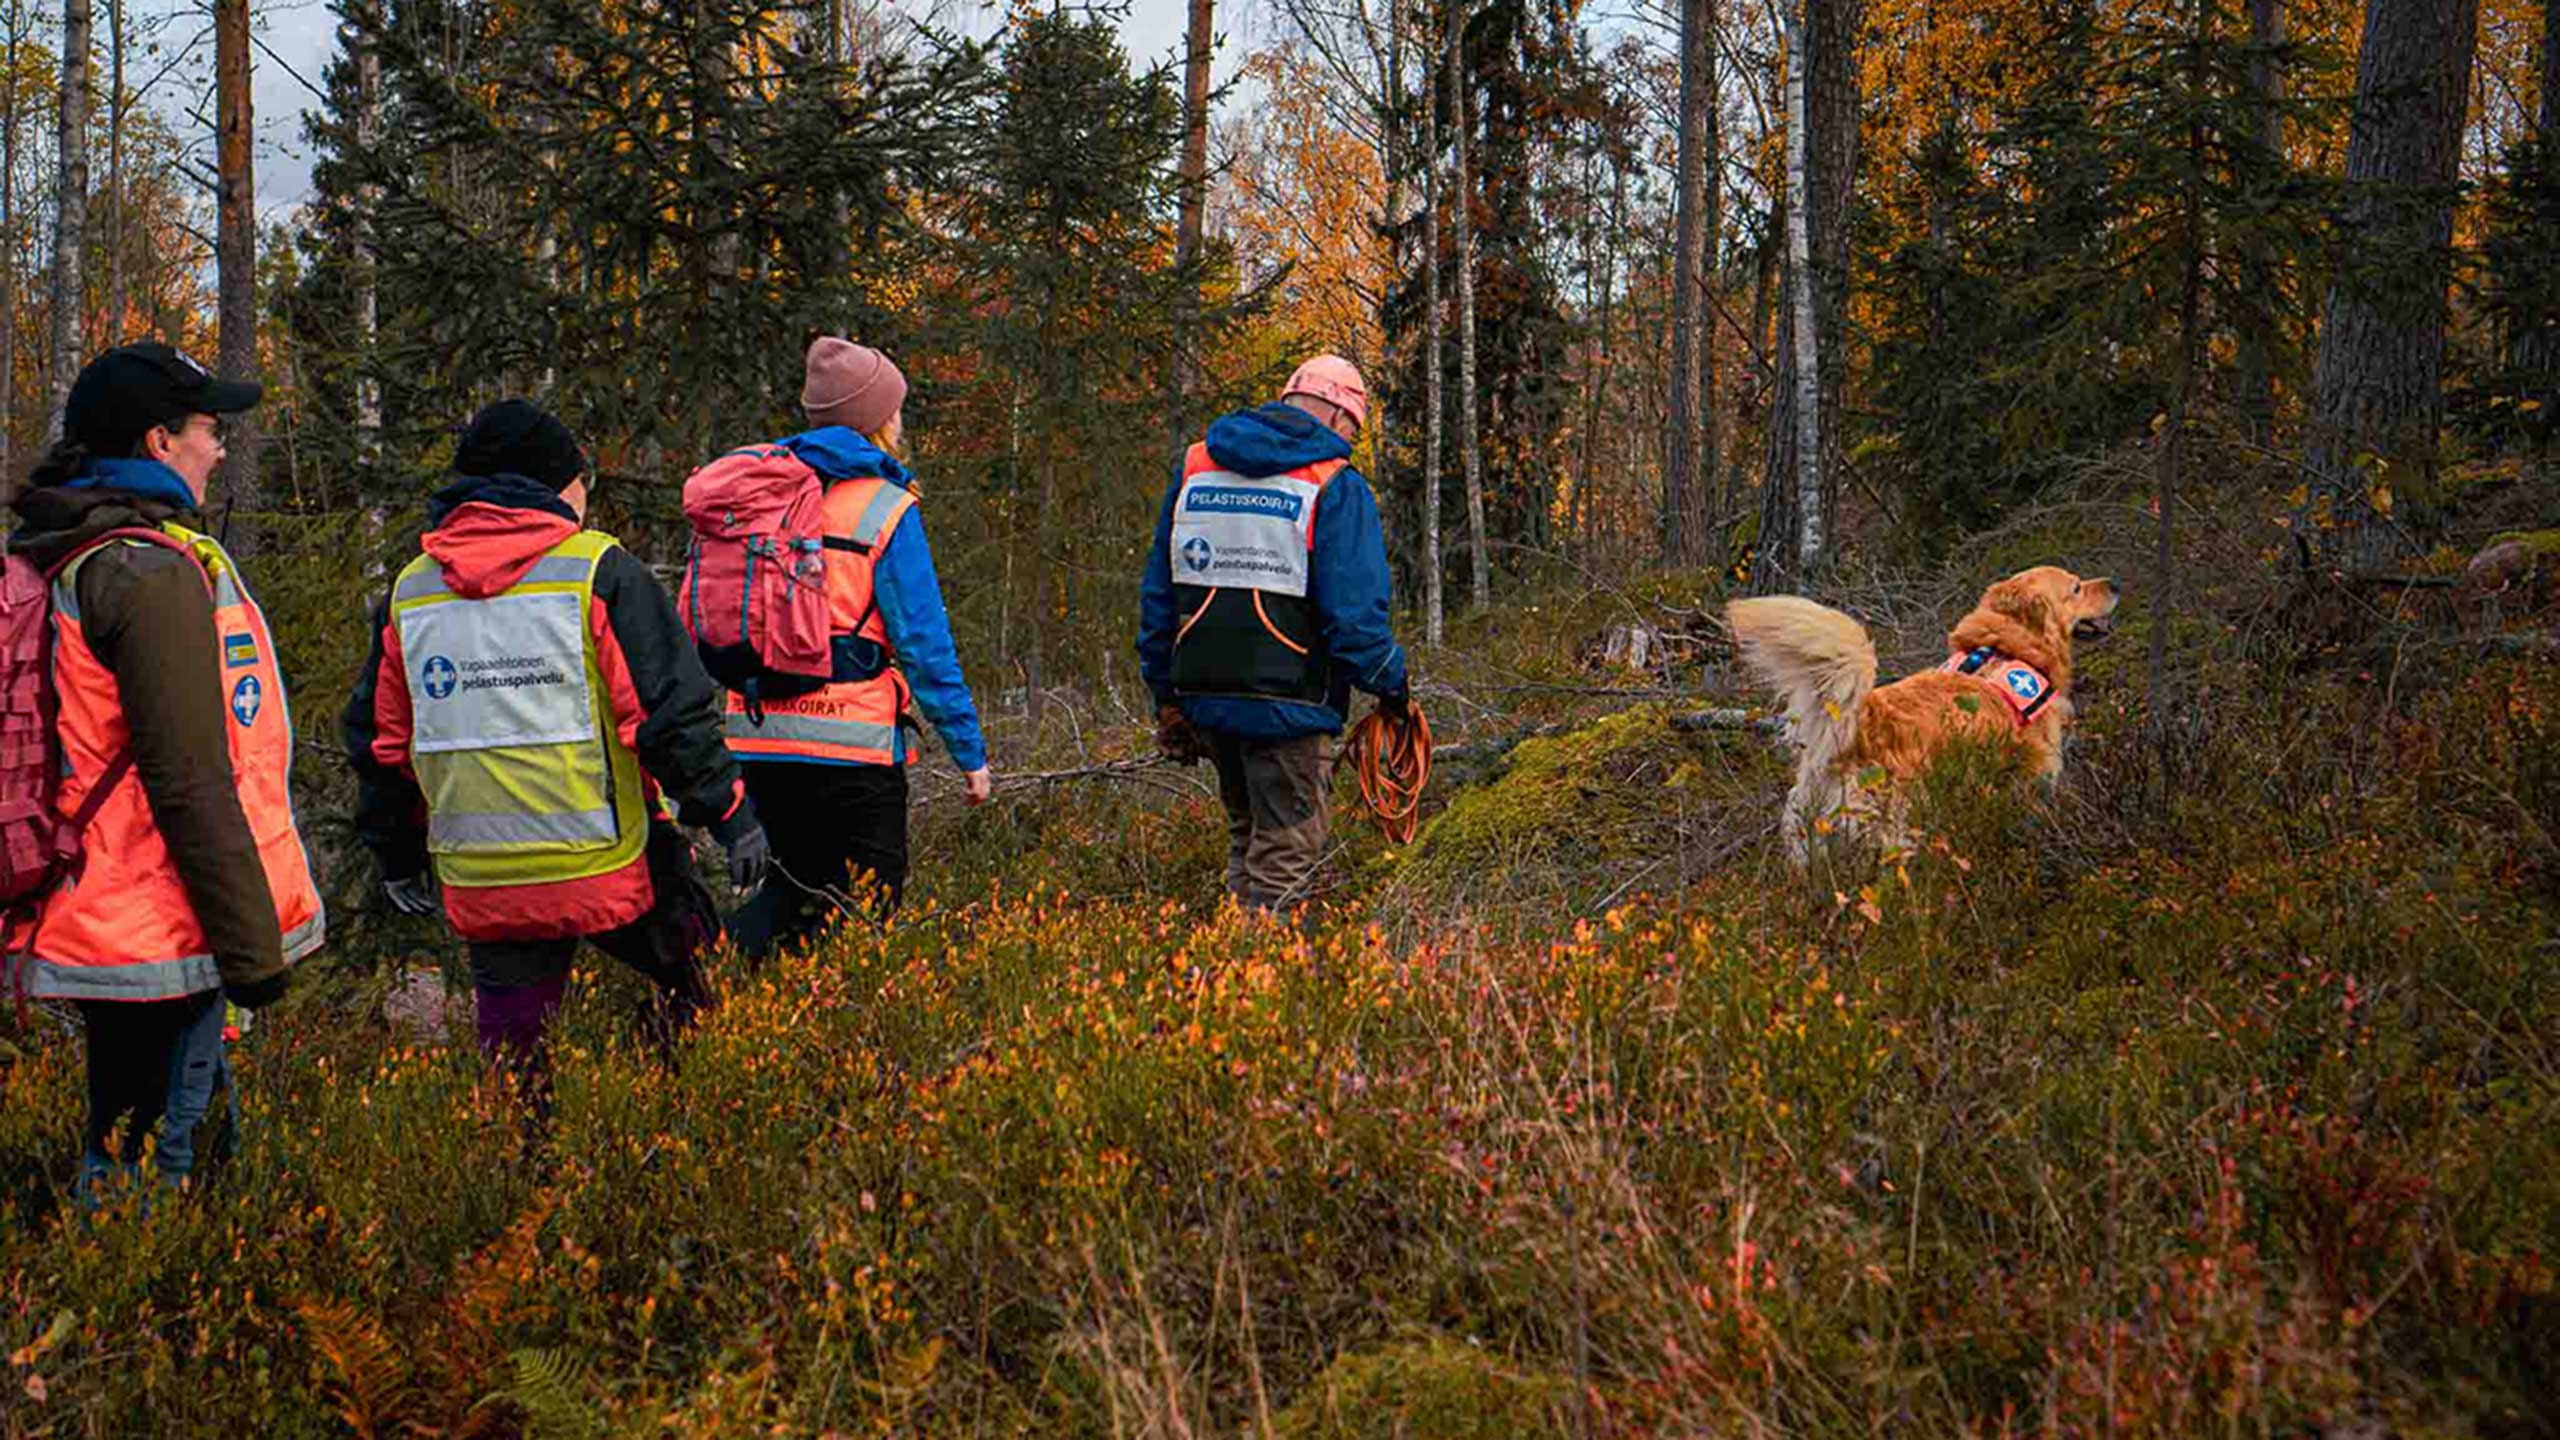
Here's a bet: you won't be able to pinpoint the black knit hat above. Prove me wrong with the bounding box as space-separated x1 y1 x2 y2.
453 399 588 489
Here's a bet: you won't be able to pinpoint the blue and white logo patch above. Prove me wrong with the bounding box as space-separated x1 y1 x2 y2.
230 675 263 727
422 655 458 701
2005 668 2043 701
1168 466 1325 599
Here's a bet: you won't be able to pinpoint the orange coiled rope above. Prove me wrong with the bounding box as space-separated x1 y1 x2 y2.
1341 700 1432 846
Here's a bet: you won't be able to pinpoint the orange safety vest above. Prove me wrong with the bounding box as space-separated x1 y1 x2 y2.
723 475 916 766
18 525 325 1000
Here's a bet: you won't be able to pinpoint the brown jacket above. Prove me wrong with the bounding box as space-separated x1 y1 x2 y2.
9 483 286 998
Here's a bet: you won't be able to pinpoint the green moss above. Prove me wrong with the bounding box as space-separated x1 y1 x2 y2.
2486 528 2560 558
1274 1338 1572 1439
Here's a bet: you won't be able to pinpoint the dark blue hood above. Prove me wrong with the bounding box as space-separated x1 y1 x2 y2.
1202 403 1351 478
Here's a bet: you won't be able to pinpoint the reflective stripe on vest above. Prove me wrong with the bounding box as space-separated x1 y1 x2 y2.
391 531 649 889
15 524 329 1000
13 911 328 1002
724 476 914 765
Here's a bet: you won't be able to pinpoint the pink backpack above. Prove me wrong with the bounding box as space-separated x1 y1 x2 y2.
0 528 195 938
677 445 835 708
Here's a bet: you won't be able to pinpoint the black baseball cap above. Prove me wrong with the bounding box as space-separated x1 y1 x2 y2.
62 342 261 456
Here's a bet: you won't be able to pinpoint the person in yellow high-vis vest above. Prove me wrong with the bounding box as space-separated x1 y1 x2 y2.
7 343 325 1204
344 401 768 1078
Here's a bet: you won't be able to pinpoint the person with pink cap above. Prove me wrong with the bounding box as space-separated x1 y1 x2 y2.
1135 354 1411 914
714 338 992 956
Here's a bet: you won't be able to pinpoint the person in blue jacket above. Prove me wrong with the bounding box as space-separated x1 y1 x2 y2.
722 339 991 955
1136 355 1410 914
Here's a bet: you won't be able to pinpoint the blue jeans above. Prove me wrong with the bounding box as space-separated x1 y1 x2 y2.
75 991 228 1208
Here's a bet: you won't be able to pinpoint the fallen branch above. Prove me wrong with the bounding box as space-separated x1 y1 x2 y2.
1669 708 1787 738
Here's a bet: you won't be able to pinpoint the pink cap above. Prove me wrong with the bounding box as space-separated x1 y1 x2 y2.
802 337 908 436
1283 354 1368 430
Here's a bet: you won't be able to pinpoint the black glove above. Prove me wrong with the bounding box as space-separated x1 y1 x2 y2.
382 870 440 916
711 806 772 892
1378 690 1413 722
1157 703 1202 764
225 969 290 1012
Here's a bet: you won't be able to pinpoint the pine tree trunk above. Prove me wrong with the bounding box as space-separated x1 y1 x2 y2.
2152 33 2208 801
1663 0 1712 565
2301 0 2479 577
1169 0 1212 448
1421 0 1444 646
47 0 92 435
215 0 260 545
1449 0 1486 612
2234 0 2285 443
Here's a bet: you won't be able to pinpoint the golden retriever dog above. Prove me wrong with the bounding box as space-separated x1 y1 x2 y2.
1725 567 2120 864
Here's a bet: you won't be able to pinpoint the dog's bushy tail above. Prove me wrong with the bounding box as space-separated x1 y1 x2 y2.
1725 597 1877 857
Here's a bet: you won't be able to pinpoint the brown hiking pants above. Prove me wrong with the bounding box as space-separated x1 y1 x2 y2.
1208 732 1329 913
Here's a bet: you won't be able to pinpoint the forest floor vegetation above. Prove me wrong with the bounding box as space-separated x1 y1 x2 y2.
2 468 2555 1437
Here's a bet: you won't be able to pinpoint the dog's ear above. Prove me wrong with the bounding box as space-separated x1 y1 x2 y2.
1985 578 2055 633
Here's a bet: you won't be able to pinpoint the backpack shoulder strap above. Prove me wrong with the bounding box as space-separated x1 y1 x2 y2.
42 525 201 585
39 527 209 867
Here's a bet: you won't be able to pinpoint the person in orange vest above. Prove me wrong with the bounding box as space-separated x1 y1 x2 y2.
716 339 992 958
342 400 768 1079
6 344 325 1202
1137 356 1411 913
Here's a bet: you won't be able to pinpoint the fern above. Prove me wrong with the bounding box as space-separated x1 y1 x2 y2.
492 1347 606 1440
294 1297 415 1440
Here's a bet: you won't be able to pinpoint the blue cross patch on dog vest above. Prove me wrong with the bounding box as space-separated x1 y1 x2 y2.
1941 646 2052 726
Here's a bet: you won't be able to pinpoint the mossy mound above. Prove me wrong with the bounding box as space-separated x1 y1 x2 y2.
1274 1338 1573 1439
1381 703 1784 910
2487 527 2560 558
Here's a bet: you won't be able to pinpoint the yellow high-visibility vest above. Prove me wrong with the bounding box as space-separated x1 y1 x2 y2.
388 530 647 890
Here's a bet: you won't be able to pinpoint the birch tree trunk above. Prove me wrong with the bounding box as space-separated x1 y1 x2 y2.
1169 0 1212 448
1752 0 1856 592
1701 0 1722 539
47 0 92 434
2300 0 2479 578
1449 0 1486 611
1780 0 1820 574
214 0 261 545
104 0 121 343
1663 0 1712 565
2 0 23 477
352 0 381 465
1373 0 1400 512
1421 0 1444 646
